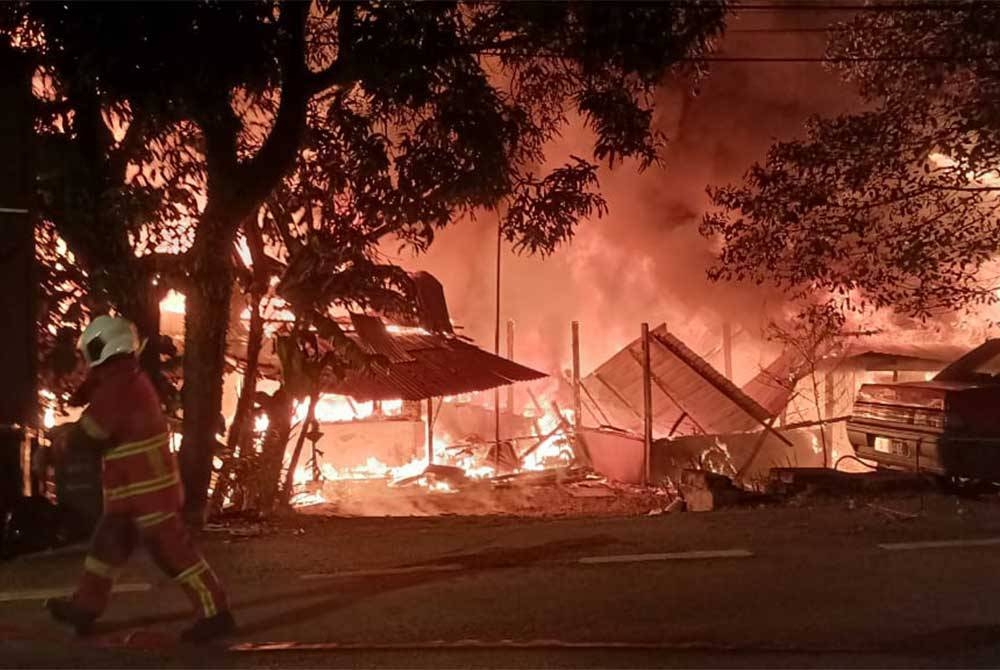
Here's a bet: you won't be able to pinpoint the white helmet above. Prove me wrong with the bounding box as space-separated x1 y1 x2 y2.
78 315 139 368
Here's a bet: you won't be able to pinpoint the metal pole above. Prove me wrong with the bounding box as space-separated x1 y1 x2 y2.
426 397 434 465
494 220 502 467
641 323 653 486
572 321 581 431
722 322 734 381
506 320 515 415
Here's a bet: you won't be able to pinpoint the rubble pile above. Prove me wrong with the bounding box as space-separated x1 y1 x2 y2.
293 466 676 518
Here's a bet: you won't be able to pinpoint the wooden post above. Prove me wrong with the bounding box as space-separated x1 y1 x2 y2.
722 322 734 381
506 319 515 415
641 323 652 486
572 321 581 431
426 397 435 465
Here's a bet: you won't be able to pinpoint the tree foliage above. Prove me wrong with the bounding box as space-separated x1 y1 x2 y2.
702 4 1000 317
6 1 728 520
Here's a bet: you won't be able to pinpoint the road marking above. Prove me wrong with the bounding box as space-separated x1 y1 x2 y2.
578 549 754 564
300 563 465 580
0 582 151 603
878 537 1000 551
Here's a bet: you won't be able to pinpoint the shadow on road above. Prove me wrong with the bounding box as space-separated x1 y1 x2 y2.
404 534 619 569
892 624 1000 654
92 536 616 639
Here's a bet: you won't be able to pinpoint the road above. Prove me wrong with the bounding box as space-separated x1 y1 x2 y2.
3 490 1000 667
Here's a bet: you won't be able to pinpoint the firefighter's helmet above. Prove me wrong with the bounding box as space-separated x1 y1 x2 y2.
78 315 139 368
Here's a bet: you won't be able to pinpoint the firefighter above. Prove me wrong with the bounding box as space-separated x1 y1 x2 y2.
45 315 235 643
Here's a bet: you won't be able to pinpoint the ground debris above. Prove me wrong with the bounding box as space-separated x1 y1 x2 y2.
865 502 921 521
564 485 616 499
678 469 743 512
292 465 672 518
203 509 276 538
647 498 686 515
392 464 470 490
491 466 591 488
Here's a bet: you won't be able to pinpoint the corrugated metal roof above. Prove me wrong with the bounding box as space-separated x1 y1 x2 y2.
323 329 546 401
581 324 771 438
931 338 1000 382
839 341 967 370
229 315 546 401
349 314 413 363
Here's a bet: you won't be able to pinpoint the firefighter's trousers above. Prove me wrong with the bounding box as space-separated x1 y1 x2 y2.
72 512 229 619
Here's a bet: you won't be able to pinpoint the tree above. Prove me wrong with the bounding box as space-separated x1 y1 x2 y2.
10 1 728 524
701 4 1000 319
212 97 626 512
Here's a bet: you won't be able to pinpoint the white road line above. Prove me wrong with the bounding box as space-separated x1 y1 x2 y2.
300 563 465 580
878 537 1000 551
578 549 754 564
0 582 151 603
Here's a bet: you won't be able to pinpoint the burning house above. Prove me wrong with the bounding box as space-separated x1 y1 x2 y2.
160 271 590 511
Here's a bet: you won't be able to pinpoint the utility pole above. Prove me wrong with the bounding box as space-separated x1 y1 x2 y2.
494 219 502 467
641 323 652 486
722 322 734 381
426 398 434 465
0 46 38 512
506 320 515 414
571 321 581 432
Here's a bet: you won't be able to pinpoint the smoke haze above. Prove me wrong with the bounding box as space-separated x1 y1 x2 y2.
391 10 861 383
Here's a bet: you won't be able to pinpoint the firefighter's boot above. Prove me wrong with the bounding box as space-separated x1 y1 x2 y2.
45 597 97 635
180 610 236 644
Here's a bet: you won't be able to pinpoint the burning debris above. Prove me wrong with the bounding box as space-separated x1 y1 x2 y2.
281 397 581 510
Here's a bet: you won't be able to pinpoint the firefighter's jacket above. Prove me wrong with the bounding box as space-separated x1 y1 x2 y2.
77 356 182 516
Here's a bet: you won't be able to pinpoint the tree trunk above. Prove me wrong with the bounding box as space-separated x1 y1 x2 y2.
208 285 265 515
281 390 317 507
0 46 37 512
258 387 294 514
179 235 234 527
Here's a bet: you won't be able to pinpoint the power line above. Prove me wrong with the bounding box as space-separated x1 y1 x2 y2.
728 1 996 10
728 27 840 32
683 54 997 62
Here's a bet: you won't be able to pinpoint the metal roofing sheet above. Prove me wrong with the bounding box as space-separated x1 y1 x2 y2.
349 314 414 363
740 350 801 418
581 324 771 438
228 315 546 401
324 333 546 401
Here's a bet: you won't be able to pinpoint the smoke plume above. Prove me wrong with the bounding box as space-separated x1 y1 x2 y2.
394 10 861 384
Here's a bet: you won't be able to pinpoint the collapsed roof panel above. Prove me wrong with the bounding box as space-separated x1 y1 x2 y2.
740 350 802 419
581 324 771 439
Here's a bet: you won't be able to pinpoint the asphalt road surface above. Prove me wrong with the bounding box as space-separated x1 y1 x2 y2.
4 491 1000 668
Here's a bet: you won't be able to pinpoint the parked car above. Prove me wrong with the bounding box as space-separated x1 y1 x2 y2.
847 339 1000 482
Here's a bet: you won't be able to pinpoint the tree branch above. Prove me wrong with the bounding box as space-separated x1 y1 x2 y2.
136 250 190 281
235 0 312 222
305 2 355 95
